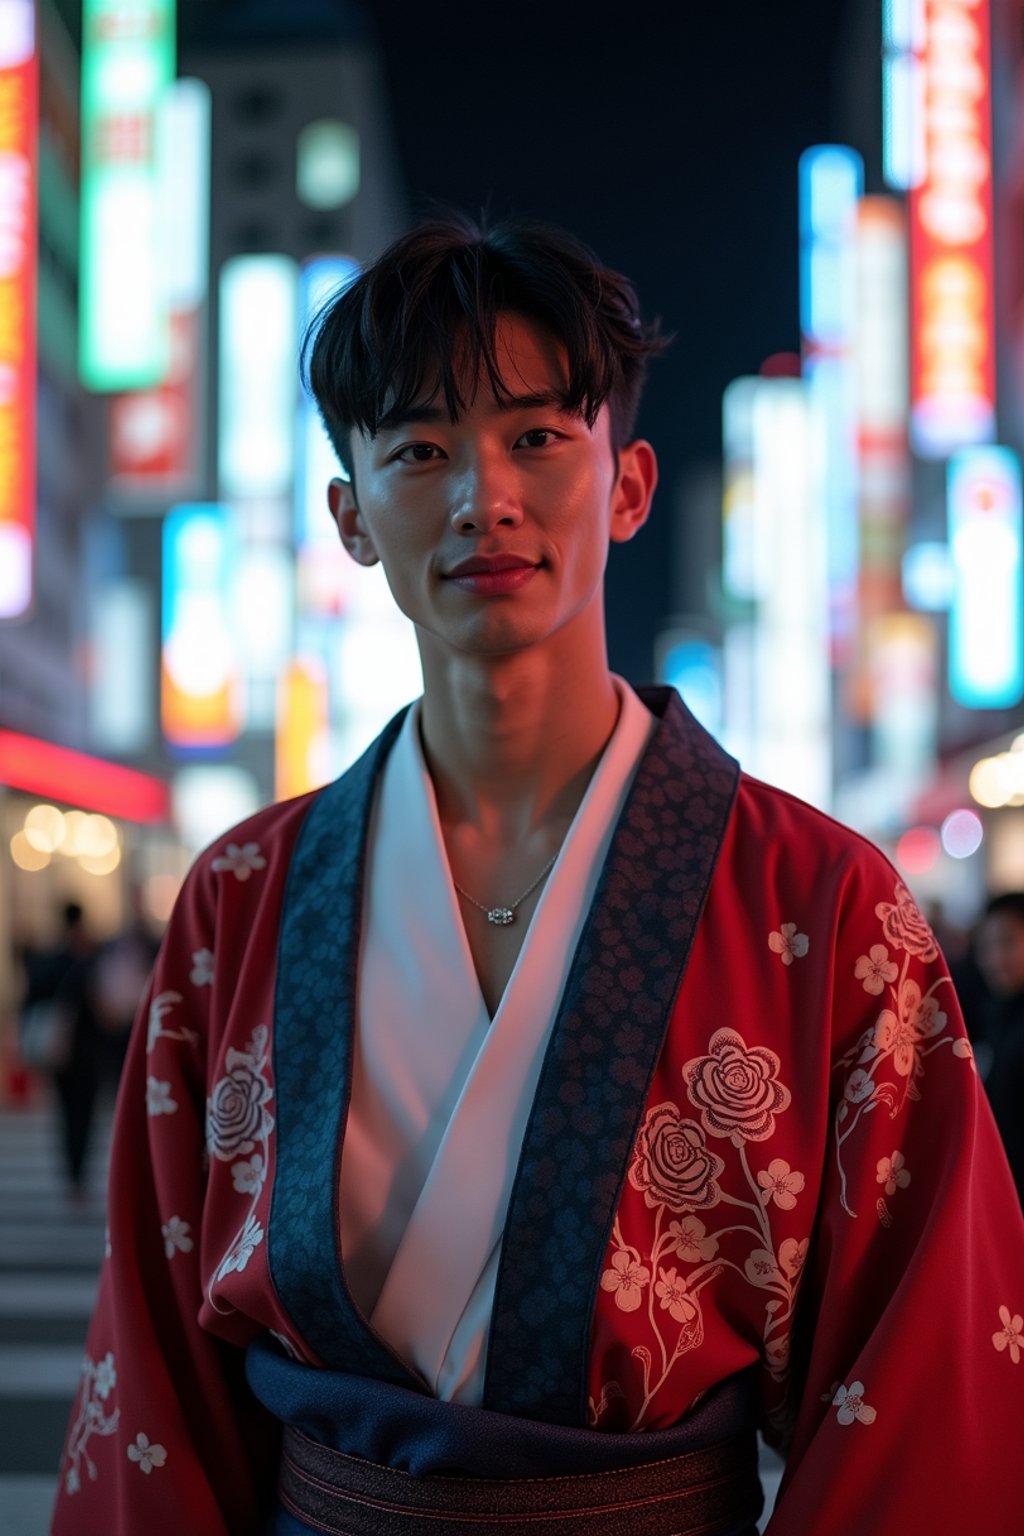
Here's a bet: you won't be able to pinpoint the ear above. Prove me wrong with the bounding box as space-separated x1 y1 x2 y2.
609 439 658 544
327 476 379 567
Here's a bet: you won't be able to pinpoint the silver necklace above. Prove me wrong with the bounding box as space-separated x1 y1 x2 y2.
452 852 558 926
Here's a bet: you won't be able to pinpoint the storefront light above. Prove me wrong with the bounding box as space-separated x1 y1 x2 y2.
10 830 49 871
970 752 1024 809
896 825 941 874
23 802 65 853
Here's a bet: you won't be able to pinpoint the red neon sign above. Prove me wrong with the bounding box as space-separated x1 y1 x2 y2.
0 731 171 824
910 0 995 457
0 8 37 619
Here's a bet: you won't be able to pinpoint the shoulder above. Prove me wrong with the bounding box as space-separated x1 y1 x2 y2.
733 772 900 890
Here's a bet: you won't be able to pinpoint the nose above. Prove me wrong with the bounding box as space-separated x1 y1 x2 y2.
449 453 523 534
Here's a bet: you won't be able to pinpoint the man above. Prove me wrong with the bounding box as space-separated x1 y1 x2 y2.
53 216 1024 1535
974 891 1024 1206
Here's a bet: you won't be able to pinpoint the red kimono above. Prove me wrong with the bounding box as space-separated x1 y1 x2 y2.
51 688 1024 1534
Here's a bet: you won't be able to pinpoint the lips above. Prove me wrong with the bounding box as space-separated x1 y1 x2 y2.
444 555 539 578
442 555 541 597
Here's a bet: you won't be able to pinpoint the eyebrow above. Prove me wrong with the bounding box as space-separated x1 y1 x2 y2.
377 390 570 432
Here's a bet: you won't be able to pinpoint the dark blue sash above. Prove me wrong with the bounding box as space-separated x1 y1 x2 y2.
247 1339 763 1536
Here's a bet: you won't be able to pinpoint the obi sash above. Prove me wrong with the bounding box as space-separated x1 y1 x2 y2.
247 1339 763 1536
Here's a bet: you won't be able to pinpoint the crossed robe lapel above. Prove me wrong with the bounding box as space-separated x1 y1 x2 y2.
269 708 426 1385
269 687 739 1413
365 685 655 1402
483 687 740 1423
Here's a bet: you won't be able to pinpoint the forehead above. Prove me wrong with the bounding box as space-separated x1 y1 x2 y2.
400 312 571 420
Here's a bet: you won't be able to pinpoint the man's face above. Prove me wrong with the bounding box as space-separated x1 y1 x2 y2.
976 911 1024 996
328 313 656 666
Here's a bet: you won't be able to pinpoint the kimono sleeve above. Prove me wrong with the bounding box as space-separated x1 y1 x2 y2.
50 861 280 1536
767 854 1024 1534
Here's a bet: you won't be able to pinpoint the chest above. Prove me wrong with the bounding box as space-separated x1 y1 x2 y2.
457 884 545 1017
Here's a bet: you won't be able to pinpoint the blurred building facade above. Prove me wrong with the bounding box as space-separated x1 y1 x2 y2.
0 0 412 1084
662 0 1024 929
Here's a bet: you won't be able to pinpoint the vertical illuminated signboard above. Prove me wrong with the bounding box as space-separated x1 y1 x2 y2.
947 447 1024 709
110 76 210 491
751 378 831 809
882 0 926 190
295 255 359 611
799 144 863 647
909 0 995 457
79 0 175 390
161 503 243 748
0 0 36 620
218 255 298 499
852 197 912 722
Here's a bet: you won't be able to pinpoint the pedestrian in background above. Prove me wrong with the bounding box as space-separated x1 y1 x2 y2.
19 902 101 1204
974 891 1024 1209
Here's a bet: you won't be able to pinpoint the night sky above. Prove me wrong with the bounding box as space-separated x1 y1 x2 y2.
367 1 853 675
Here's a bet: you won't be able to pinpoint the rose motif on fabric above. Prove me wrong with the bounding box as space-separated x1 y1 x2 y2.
684 1028 791 1143
628 1103 725 1213
875 883 938 962
206 1059 273 1162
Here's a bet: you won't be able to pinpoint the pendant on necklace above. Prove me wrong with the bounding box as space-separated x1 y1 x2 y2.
486 907 515 926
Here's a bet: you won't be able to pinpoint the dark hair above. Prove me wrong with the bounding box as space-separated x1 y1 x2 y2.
984 892 1024 925
303 213 669 480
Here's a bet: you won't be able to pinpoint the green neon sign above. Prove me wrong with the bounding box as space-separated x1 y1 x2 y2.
79 0 176 390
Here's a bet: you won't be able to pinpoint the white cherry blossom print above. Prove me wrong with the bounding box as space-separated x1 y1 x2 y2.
146 1078 177 1117
217 1212 263 1277
993 1305 1024 1364
146 991 194 1053
655 1266 697 1324
756 1159 805 1210
778 1236 809 1279
832 1381 877 1425
211 841 266 881
161 1216 194 1258
127 1433 167 1474
190 948 214 986
93 1352 116 1400
600 1251 650 1313
231 1153 266 1195
876 1152 910 1196
667 1216 719 1263
953 1037 976 1067
854 945 898 995
745 1248 784 1289
768 923 809 965
64 1353 120 1495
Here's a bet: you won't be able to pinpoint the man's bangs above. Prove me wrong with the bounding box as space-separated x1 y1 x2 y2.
360 278 615 439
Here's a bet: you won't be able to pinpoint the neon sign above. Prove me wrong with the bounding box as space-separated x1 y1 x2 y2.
909 0 995 457
947 447 1023 708
0 0 36 620
79 0 175 390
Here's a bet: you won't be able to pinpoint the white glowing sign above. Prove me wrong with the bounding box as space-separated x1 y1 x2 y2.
218 255 298 499
751 378 832 808
79 0 175 389
948 447 1024 709
799 144 863 643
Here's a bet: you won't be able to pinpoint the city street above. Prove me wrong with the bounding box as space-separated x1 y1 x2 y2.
0 1092 110 1536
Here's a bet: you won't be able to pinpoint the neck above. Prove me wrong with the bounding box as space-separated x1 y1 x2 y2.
418 650 621 846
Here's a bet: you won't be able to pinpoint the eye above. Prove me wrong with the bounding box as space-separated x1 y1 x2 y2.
515 427 564 449
393 442 445 464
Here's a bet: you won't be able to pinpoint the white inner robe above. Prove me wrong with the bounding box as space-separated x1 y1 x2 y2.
339 677 655 1405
